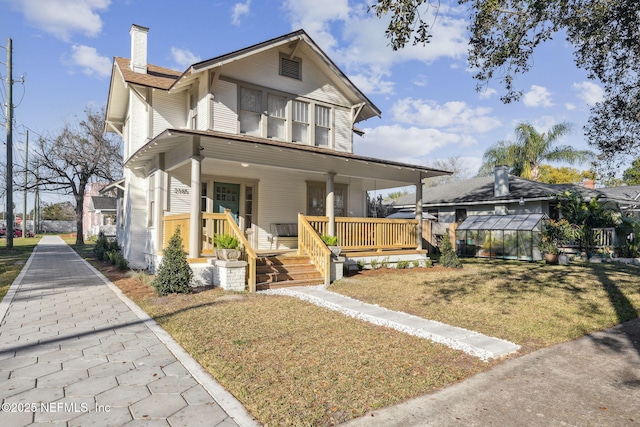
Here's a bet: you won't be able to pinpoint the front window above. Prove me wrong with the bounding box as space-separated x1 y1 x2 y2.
315 105 331 147
240 87 262 135
292 100 309 143
267 94 287 140
307 182 347 216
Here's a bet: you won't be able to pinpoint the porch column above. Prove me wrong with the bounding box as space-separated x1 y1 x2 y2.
189 155 203 258
155 153 166 259
326 173 336 236
415 174 424 250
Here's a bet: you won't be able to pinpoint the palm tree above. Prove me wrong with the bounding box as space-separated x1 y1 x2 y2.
478 122 593 181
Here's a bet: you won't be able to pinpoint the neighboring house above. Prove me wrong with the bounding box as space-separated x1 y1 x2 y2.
82 183 118 239
105 25 449 289
394 166 639 224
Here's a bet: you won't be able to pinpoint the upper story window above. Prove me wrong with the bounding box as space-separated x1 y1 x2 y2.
267 94 287 140
237 85 333 148
292 100 309 143
190 88 198 129
315 105 331 147
280 56 301 80
240 87 262 135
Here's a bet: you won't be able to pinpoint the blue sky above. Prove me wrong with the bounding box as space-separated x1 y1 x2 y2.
1 0 607 207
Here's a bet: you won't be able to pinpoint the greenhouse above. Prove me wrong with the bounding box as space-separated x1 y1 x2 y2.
455 213 546 261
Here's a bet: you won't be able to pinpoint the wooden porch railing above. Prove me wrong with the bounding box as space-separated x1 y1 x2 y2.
222 210 257 293
163 213 191 253
298 213 331 286
162 211 257 292
305 216 419 250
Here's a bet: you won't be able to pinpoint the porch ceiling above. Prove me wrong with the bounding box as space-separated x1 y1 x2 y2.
125 129 452 189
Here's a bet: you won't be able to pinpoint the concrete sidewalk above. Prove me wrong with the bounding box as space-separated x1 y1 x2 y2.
342 317 640 426
0 236 259 427
264 285 520 360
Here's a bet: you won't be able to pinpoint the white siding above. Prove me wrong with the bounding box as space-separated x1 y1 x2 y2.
129 91 149 155
153 90 186 136
121 170 147 269
168 168 192 214
334 107 352 152
197 77 209 131
212 80 238 133
220 48 350 107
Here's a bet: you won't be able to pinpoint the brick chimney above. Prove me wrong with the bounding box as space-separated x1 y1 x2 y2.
583 179 595 189
130 24 149 74
494 165 510 197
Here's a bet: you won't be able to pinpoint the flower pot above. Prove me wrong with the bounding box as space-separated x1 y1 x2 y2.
544 253 559 265
558 254 569 265
329 246 342 258
216 248 241 261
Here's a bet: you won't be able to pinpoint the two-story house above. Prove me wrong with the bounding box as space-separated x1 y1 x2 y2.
105 25 449 290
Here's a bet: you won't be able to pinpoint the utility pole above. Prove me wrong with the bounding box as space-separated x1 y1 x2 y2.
22 130 28 238
6 38 14 249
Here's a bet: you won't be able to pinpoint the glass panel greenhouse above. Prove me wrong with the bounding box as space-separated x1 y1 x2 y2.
455 214 546 261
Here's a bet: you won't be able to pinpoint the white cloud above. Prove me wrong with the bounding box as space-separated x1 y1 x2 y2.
390 98 502 134
565 103 576 111
572 81 604 106
354 124 476 165
69 45 111 78
16 0 110 41
231 0 251 26
280 1 469 95
523 85 554 107
282 0 350 51
479 88 497 100
170 48 201 69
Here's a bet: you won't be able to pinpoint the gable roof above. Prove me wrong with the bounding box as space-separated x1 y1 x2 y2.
170 29 380 122
394 175 601 207
113 57 181 90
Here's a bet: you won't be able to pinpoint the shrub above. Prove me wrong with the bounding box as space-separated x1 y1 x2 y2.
396 260 410 269
370 259 380 269
425 259 433 268
321 235 338 246
152 229 193 296
440 232 462 268
214 234 239 249
380 257 390 269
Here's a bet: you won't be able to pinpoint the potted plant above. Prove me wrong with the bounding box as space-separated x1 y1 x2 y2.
539 220 561 264
214 234 241 261
321 234 341 257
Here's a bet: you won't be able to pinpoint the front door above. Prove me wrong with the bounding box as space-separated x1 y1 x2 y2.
213 182 240 223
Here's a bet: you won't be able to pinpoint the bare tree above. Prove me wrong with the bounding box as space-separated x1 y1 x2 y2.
424 156 473 188
30 106 122 244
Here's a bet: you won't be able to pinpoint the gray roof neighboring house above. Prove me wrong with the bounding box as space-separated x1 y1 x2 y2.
90 196 117 211
395 174 638 209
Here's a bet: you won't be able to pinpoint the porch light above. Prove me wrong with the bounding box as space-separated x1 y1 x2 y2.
241 163 249 167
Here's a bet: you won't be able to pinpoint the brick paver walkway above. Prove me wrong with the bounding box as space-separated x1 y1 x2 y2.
0 236 258 426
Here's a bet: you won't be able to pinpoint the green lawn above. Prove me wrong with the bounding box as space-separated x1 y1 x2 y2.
69 245 640 426
0 237 41 301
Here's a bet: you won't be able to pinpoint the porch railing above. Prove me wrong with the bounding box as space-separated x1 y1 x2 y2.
298 213 331 286
163 213 191 253
221 210 257 293
163 212 257 292
305 216 419 250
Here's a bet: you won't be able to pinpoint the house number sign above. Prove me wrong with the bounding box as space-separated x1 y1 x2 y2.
174 188 189 195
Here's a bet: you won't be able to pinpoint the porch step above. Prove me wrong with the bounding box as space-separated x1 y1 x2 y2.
256 255 323 290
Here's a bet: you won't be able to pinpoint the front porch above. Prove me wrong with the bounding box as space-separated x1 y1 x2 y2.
162 211 427 292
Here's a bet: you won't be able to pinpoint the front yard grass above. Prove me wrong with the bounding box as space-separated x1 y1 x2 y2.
330 259 640 354
68 241 640 426
0 237 41 302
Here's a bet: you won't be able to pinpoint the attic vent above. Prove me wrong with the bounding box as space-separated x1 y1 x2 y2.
280 56 301 80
